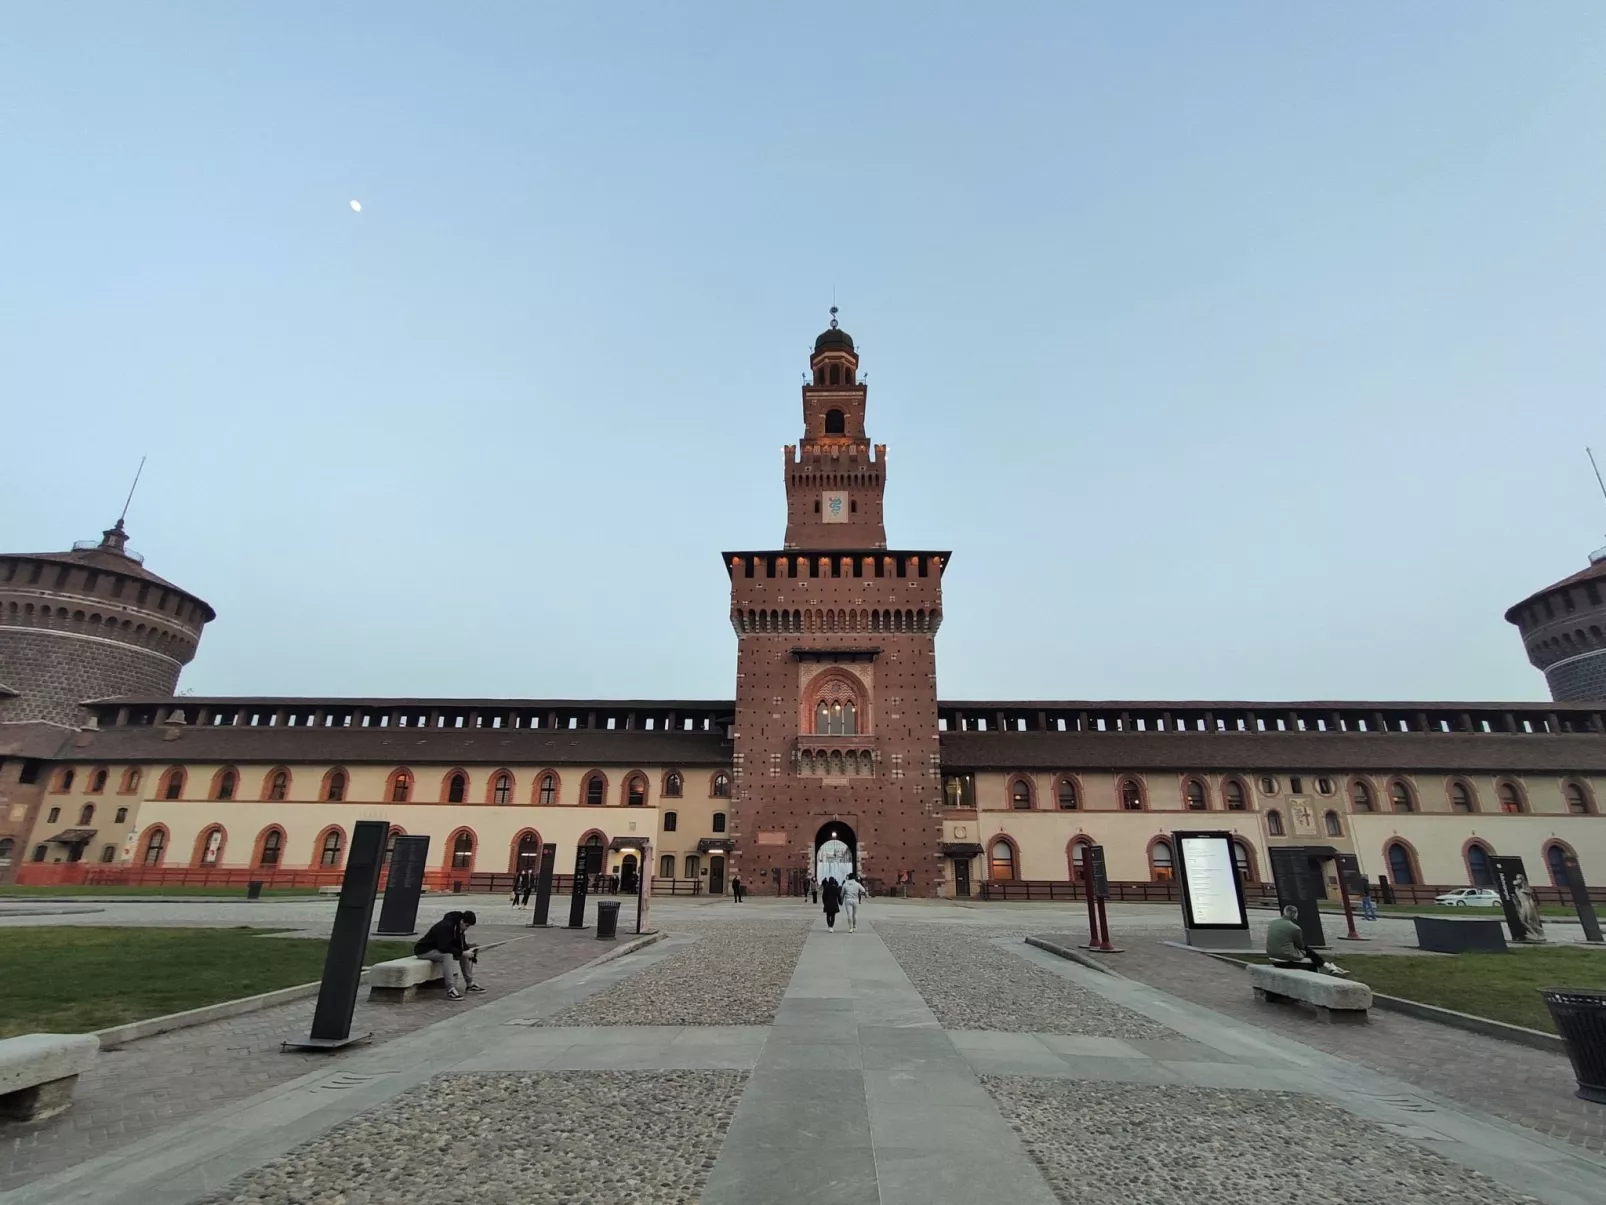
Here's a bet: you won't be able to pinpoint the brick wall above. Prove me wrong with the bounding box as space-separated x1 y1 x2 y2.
1547 652 1606 704
0 628 182 725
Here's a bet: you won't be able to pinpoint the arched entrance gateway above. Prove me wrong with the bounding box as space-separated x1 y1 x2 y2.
815 821 856 887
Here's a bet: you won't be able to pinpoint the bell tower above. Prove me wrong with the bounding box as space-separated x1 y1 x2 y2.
725 312 948 897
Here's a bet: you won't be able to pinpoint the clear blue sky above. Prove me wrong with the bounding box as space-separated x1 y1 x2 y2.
4 4 1604 704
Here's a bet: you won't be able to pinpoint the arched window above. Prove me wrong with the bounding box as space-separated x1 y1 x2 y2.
989 839 1016 881
1267 809 1285 836
389 769 413 803
1449 781 1475 813
267 769 289 801
1069 838 1092 879
585 774 605 806
824 408 846 435
161 767 185 800
626 776 647 807
712 773 731 798
57 768 75 792
451 830 475 870
539 773 557 805
1057 778 1079 810
383 828 402 866
513 831 540 872
1009 778 1033 810
815 700 858 736
583 833 605 875
1565 782 1594 814
713 812 727 833
1387 841 1417 885
1323 810 1342 837
324 770 347 802
77 803 94 825
1149 839 1174 881
115 807 127 823
828 364 841 386
258 829 283 867
214 769 237 801
121 768 141 794
320 828 343 868
1546 842 1574 888
89 768 108 793
1350 779 1374 812
1496 780 1525 814
664 811 678 832
1232 839 1256 883
1224 778 1247 811
447 773 467 804
99 844 115 863
198 826 224 866
1466 842 1495 887
664 772 683 798
1119 777 1145 810
1388 779 1416 813
142 827 167 865
493 773 512 806
1184 778 1208 811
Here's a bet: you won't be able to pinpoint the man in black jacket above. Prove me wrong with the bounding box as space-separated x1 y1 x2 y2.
414 910 483 1000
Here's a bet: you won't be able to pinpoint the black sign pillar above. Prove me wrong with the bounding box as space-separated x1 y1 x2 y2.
1561 855 1604 944
566 844 590 929
530 843 557 927
1269 847 1326 949
376 835 430 936
1491 855 1546 942
283 819 384 1051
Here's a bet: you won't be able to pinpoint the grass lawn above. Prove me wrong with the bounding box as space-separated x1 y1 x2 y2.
1338 947 1606 1034
0 885 323 898
0 927 417 1037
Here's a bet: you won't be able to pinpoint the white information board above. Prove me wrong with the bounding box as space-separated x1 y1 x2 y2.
1177 833 1246 929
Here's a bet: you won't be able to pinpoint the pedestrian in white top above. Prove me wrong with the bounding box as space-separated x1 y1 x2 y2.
840 873 867 932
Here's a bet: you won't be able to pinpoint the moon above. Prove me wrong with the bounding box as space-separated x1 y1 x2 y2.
349 200 362 212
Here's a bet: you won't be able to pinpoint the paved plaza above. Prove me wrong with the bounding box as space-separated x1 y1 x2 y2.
1 897 1604 1204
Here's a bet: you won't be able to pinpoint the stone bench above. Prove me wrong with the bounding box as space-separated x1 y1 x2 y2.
1249 963 1372 1024
367 956 444 1003
0 1033 99 1121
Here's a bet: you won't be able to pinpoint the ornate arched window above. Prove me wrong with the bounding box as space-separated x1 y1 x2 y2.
1118 777 1145 810
1388 778 1416 813
539 773 557 805
198 825 224 866
493 773 512 806
320 828 344 868
1056 777 1079 810
388 769 413 803
811 675 862 736
258 829 283 867
989 839 1016 881
451 830 475 870
1546 841 1574 888
1449 781 1476 813
1184 778 1208 811
213 768 237 801
1149 839 1174 881
142 827 167 865
78 803 95 825
664 772 683 798
1466 842 1495 887
514 831 540 872
1009 778 1033 810
1232 839 1256 883
266 769 289 801
824 408 846 435
1350 779 1374 812
1224 778 1248 811
626 776 647 807
712 773 731 798
324 769 347 802
1565 781 1595 814
1496 780 1526 814
585 774 606 806
89 768 108 793
447 773 467 804
1387 841 1417 885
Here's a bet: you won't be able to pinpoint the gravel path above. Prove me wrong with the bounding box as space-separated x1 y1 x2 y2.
984 1078 1539 1205
878 924 1173 1038
536 920 812 1027
197 1070 745 1205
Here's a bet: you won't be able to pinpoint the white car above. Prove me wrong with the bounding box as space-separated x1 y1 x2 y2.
1434 887 1501 907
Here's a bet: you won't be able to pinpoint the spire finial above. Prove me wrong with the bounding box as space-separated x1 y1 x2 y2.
118 456 147 526
829 305 839 331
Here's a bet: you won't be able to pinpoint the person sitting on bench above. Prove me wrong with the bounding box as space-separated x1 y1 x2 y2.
1266 905 1348 977
414 909 484 999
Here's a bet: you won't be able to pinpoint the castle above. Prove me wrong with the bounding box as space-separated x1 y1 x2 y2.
3 315 1604 899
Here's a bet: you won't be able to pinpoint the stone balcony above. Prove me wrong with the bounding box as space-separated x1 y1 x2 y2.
793 736 878 778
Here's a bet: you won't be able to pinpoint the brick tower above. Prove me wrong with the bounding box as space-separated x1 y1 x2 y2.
725 312 949 896
1505 541 1606 702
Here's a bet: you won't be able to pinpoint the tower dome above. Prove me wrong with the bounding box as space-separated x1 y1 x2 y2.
1505 550 1606 702
813 306 855 354
0 520 214 725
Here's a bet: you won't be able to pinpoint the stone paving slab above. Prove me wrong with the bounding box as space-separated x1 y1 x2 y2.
0 926 604 1193
1071 936 1606 1156
192 1070 744 1205
985 1077 1541 1205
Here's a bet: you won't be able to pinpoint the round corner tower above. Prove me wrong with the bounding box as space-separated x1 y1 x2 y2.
1505 544 1606 702
0 521 215 726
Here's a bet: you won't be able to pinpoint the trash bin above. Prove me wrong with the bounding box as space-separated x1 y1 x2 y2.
246 881 264 901
452 880 463 894
1541 988 1606 1103
595 900 621 940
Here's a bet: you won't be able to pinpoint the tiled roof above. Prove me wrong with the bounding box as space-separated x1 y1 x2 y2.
62 723 732 767
1505 557 1606 621
7 549 214 618
937 729 1606 774
0 721 77 759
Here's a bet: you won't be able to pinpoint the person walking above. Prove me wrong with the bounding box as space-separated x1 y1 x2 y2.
810 875 819 904
840 872 867 932
414 909 485 1000
821 876 841 930
1358 881 1377 923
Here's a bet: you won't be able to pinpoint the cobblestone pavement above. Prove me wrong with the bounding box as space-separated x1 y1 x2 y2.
195 1070 745 1205
1046 933 1606 1156
879 924 1174 1038
986 1077 1539 1205
536 919 812 1027
0 924 606 1193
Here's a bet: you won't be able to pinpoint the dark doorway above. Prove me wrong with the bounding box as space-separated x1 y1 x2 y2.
708 855 726 896
620 854 638 895
953 857 971 898
814 820 857 886
583 834 605 877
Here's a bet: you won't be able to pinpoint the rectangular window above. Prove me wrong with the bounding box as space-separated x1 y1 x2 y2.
115 807 128 823
1289 776 1303 794
47 807 60 823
